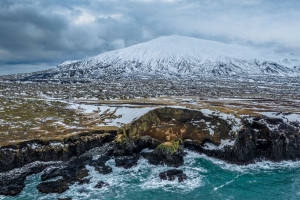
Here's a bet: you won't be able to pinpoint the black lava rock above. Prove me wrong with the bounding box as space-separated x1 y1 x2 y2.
37 180 69 194
95 165 113 174
38 164 89 194
142 141 185 167
94 181 109 188
159 169 187 182
114 154 140 169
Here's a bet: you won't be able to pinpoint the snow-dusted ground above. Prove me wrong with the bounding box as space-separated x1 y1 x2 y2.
67 103 158 126
258 112 300 123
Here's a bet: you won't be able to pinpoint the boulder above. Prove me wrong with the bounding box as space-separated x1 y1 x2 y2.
115 154 140 169
0 176 26 196
38 164 89 194
95 165 112 174
159 169 187 182
142 139 185 167
37 180 69 194
94 181 109 188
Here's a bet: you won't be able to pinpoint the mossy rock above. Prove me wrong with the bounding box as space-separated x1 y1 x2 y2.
115 129 131 144
154 138 183 155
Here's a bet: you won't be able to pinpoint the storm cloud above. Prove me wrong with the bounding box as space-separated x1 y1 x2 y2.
0 0 299 75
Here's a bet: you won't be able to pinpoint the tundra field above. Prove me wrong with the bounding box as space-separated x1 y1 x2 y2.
0 76 299 147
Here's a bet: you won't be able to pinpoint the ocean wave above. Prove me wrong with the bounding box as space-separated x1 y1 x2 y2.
185 150 300 173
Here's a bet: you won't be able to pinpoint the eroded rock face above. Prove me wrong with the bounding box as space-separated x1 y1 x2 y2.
184 116 300 164
0 162 57 196
127 107 232 144
1 108 300 197
0 130 117 173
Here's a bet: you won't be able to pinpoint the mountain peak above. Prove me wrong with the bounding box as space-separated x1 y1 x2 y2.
7 36 300 80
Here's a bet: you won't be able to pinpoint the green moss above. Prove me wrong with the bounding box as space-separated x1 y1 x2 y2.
140 122 148 132
129 126 137 138
115 129 131 144
155 139 182 154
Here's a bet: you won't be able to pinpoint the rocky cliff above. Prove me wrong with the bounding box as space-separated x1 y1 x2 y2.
1 107 300 196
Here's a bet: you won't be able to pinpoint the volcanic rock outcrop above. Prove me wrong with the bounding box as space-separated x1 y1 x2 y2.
1 107 300 196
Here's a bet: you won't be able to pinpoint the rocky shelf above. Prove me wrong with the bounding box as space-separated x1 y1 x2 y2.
1 107 300 196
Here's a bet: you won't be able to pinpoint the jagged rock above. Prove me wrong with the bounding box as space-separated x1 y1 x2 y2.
115 154 140 169
90 155 111 166
95 165 112 174
37 180 69 194
113 130 139 156
88 155 113 174
1 108 300 197
58 198 72 200
0 130 117 173
0 175 26 196
159 169 187 182
184 116 300 164
41 165 88 183
136 135 162 150
38 164 89 194
0 163 53 196
94 181 109 188
142 139 185 167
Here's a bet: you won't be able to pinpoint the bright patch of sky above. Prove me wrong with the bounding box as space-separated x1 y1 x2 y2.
0 0 299 75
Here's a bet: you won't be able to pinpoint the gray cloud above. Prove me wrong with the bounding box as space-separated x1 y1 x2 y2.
0 0 299 75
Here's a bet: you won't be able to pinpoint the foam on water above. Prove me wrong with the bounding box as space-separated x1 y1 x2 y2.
192 150 300 173
2 151 300 200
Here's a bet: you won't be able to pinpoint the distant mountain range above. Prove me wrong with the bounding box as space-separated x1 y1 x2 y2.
1 36 300 81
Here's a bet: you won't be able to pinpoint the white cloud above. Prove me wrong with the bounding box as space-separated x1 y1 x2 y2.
1 0 300 75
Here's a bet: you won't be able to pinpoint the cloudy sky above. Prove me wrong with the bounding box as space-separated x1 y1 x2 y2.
0 0 299 75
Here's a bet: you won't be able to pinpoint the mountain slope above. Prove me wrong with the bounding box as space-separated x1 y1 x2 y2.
3 36 300 80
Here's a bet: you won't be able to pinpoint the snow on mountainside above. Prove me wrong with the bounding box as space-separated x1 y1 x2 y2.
3 36 300 80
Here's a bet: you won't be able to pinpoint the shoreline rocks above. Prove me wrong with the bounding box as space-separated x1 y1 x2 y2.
1 108 300 196
159 169 187 182
0 130 117 173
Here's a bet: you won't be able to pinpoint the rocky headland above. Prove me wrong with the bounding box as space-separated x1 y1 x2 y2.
1 107 300 196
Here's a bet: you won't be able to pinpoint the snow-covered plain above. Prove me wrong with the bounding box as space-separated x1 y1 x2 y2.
67 103 158 126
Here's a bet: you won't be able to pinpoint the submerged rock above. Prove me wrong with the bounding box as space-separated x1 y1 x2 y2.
95 165 113 174
159 169 187 182
95 181 109 188
37 180 69 194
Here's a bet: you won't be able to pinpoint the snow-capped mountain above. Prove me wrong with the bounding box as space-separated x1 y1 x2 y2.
3 36 300 80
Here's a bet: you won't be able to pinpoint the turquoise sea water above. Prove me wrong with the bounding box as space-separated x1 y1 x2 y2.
1 151 300 200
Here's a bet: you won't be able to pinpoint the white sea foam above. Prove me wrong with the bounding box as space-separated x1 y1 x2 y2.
188 150 300 173
213 175 240 191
